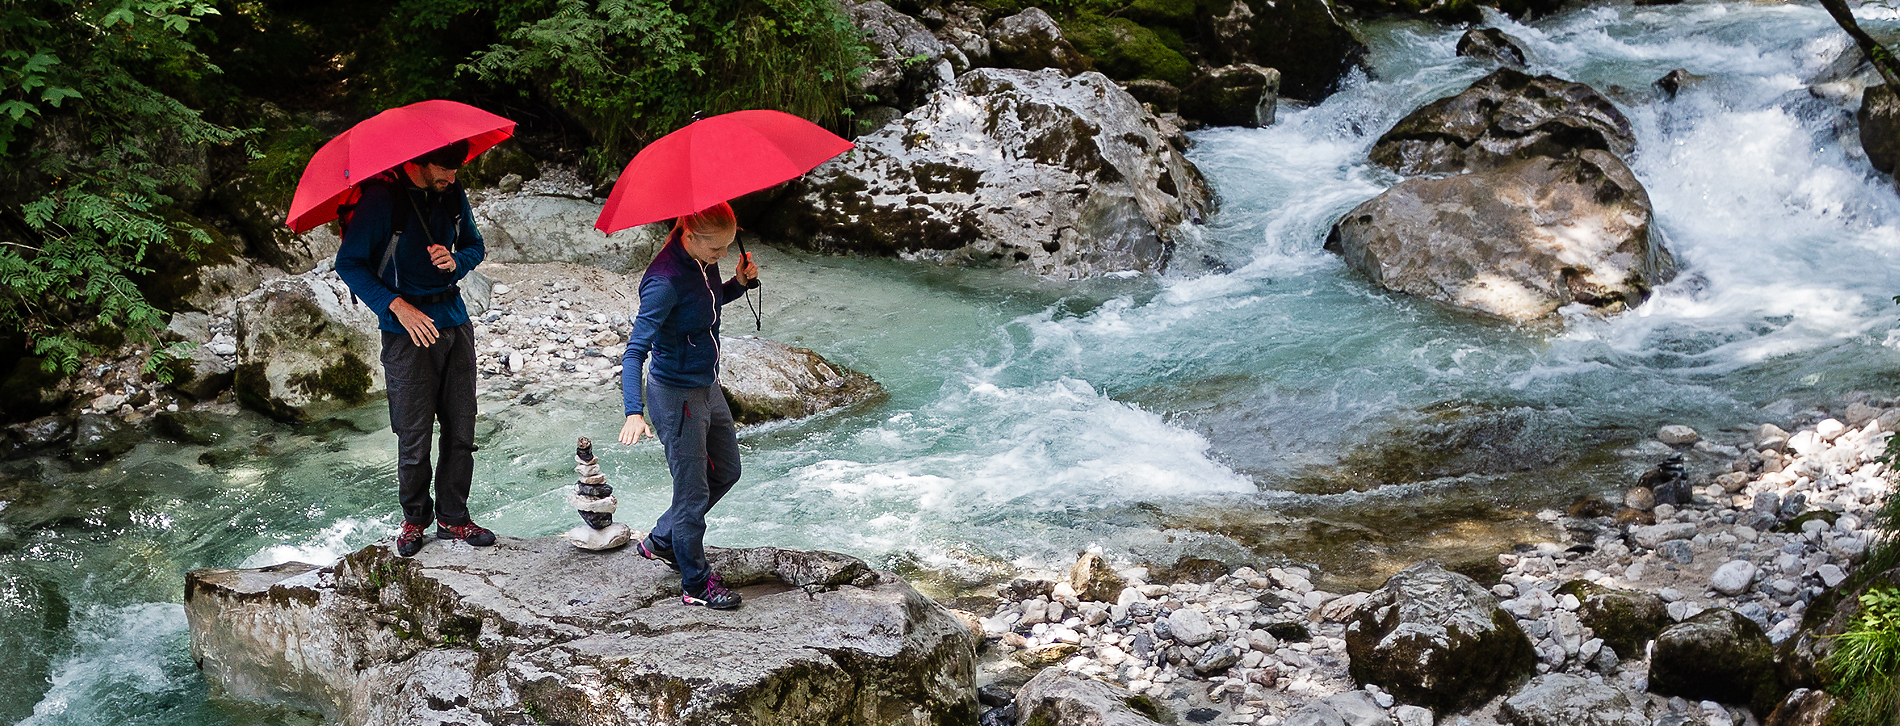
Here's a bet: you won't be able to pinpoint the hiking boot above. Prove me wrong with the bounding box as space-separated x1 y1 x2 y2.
435 520 497 547
396 521 428 557
637 537 680 572
683 574 742 610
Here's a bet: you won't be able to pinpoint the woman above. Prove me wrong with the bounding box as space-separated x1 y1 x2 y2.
617 202 758 610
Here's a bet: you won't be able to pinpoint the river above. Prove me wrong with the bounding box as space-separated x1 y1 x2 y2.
4 2 1898 722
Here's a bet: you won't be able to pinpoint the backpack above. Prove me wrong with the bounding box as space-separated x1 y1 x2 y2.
336 172 411 281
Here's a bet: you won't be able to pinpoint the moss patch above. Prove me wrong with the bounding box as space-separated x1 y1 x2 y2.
288 354 375 407
1066 18 1194 87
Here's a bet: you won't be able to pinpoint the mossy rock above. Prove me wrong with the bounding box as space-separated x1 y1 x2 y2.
1556 579 1667 658
1774 509 1838 534
1239 0 1366 101
1067 18 1194 88
1649 608 1780 716
1125 0 1198 27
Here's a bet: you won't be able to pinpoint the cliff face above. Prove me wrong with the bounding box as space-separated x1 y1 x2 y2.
185 537 979 725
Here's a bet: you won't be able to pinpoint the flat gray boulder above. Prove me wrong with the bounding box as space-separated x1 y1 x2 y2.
1500 673 1647 726
770 68 1213 279
1014 667 1170 725
1327 150 1672 321
185 537 978 725
1344 561 1537 715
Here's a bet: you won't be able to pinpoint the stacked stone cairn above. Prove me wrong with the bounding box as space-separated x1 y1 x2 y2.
968 396 1897 726
562 436 632 550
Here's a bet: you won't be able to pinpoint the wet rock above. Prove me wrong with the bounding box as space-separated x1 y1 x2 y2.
1163 556 1231 584
1657 425 1698 446
1199 0 1366 101
988 8 1089 75
846 0 955 111
1648 608 1778 715
1500 673 1647 726
1069 552 1127 602
1456 28 1528 67
1344 561 1537 715
68 413 141 464
1180 64 1281 128
1369 68 1635 177
1555 580 1666 658
771 68 1212 279
167 346 236 401
1624 486 1656 512
1652 69 1708 99
475 195 668 274
11 415 74 453
1015 667 1168 725
232 268 383 422
978 684 1016 707
186 539 973 725
1327 150 1669 321
718 337 885 425
153 410 237 446
1859 84 1900 174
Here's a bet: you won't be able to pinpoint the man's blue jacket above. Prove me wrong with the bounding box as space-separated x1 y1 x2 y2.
334 177 484 335
621 240 757 416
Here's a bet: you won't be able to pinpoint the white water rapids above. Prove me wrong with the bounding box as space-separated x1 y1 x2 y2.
5 2 1899 722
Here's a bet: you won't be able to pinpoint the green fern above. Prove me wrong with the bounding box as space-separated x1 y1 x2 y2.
1828 586 1900 726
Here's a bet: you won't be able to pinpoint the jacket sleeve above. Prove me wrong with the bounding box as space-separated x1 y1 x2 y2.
333 185 399 315
718 276 758 305
450 192 484 282
621 274 677 416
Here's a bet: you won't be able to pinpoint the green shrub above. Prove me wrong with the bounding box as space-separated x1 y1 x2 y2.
1828 586 1900 725
1 0 249 378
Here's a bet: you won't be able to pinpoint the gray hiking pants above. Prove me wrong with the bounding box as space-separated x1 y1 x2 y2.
382 324 478 527
643 380 741 594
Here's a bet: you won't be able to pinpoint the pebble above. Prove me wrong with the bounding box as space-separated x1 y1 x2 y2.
1658 424 1699 446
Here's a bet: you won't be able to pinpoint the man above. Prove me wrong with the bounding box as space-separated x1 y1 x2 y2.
334 139 496 557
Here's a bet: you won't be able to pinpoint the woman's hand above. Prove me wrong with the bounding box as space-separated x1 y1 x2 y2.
735 252 758 285
619 413 652 445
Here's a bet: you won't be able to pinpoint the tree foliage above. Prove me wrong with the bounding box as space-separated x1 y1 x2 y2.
0 0 247 376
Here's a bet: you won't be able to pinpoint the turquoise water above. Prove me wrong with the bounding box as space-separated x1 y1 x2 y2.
7 2 1900 722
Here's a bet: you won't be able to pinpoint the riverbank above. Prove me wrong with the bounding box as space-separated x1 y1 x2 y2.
967 399 1896 725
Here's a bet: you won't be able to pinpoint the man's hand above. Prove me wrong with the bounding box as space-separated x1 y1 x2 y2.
429 244 456 272
619 413 653 445
735 252 758 285
391 298 439 347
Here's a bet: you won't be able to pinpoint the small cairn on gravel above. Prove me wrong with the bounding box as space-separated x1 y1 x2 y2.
562 436 631 550
969 396 1897 726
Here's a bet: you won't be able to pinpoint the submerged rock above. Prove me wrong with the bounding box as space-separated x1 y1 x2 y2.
185 538 978 725
771 68 1212 279
1344 561 1537 715
1327 150 1672 321
1369 68 1635 177
231 267 382 422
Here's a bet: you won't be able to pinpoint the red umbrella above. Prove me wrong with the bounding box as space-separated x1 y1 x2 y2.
286 100 515 234
593 110 854 233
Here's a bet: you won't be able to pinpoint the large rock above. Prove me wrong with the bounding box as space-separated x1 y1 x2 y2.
185 538 977 726
1455 28 1528 67
987 8 1090 76
1326 150 1672 321
770 68 1213 279
232 266 383 422
474 195 668 274
1370 68 1634 177
1013 667 1169 725
1181 64 1282 128
1648 608 1778 715
1858 84 1900 174
1764 689 1835 726
1499 673 1647 726
1554 580 1666 659
1344 561 1536 715
167 346 236 401
210 174 343 273
846 0 957 111
718 336 886 424
1200 0 1366 101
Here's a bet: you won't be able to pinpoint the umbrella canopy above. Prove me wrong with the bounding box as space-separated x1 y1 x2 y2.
286 100 515 234
594 110 854 233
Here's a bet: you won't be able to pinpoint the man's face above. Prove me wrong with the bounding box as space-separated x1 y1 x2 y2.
415 162 457 191
682 225 736 265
